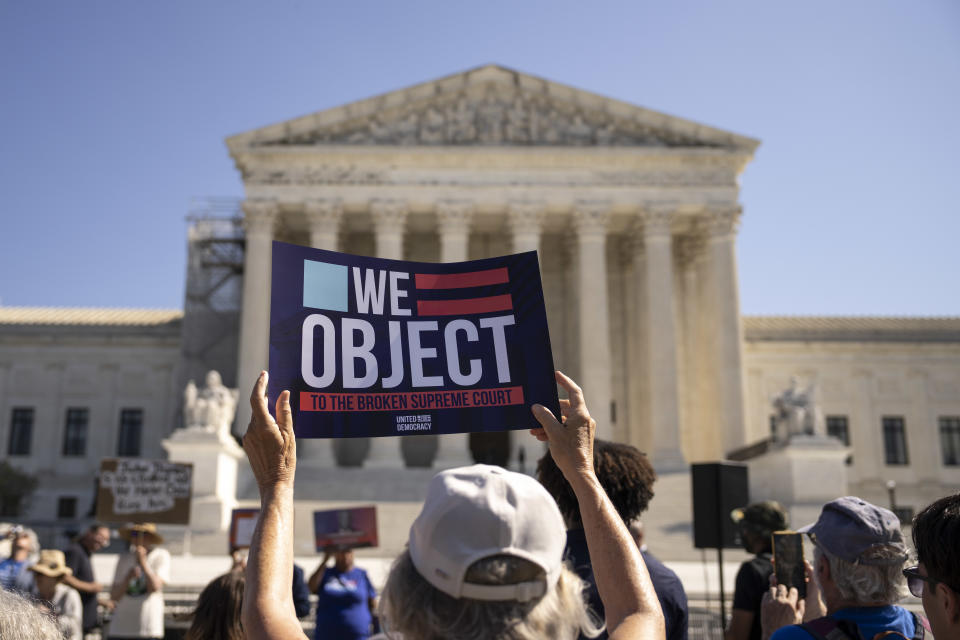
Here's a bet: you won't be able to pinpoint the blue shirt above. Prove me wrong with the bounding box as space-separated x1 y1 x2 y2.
770 605 917 640
565 528 689 640
314 566 376 640
0 557 32 593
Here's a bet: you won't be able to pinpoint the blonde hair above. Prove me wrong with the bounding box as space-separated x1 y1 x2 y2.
0 588 63 640
381 550 602 640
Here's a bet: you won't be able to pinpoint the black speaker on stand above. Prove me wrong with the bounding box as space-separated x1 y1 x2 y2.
690 462 749 627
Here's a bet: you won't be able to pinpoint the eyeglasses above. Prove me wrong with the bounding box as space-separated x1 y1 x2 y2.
903 566 938 598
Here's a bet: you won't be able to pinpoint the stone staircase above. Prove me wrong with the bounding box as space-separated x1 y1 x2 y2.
165 459 752 564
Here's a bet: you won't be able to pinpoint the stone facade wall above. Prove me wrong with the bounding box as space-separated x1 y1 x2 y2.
0 317 181 522
743 335 960 513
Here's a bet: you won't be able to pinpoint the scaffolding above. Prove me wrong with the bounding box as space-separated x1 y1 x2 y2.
178 198 245 415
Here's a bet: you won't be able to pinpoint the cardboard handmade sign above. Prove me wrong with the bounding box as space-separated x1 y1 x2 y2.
229 508 260 551
314 506 378 551
95 459 193 525
268 242 560 439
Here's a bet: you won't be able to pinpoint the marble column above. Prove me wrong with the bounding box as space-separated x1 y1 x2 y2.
507 200 548 463
572 201 613 441
508 201 545 255
364 199 409 467
705 206 748 455
372 199 407 261
300 198 344 467
676 225 718 462
235 199 278 436
626 235 649 452
639 208 685 471
305 198 343 251
434 199 475 467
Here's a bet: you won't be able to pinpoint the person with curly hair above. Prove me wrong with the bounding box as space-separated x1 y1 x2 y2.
538 439 688 640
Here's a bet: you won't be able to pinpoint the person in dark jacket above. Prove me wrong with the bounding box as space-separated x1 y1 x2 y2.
291 564 311 619
726 500 787 640
537 438 689 640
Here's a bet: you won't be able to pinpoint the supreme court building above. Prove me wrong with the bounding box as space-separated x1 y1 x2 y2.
228 64 756 472
2 65 958 527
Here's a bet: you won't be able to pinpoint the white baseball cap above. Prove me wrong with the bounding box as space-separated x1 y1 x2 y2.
408 464 566 602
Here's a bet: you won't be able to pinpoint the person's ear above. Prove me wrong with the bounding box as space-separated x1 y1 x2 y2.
816 554 830 582
939 582 960 623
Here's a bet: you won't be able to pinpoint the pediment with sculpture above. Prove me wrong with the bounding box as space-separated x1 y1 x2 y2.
230 65 758 152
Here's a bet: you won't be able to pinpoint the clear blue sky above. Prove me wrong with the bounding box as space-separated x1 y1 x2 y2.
1 1 957 315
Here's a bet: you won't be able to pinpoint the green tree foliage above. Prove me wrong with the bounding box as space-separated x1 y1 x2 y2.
0 461 38 517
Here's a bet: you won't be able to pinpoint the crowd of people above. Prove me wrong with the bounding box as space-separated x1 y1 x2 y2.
2 369 958 640
0 521 170 640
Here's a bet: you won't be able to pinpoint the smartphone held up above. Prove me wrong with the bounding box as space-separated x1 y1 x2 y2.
772 530 806 599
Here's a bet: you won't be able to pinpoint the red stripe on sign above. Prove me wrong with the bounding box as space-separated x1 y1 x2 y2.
417 294 513 316
415 267 509 289
299 387 525 412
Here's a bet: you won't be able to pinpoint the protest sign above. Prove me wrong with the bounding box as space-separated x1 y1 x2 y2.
229 508 260 551
95 459 192 525
313 506 378 551
268 242 560 439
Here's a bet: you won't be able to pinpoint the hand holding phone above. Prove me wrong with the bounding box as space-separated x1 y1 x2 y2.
773 531 807 599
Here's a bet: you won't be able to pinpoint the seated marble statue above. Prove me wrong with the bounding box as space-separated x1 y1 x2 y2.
771 377 825 444
183 370 239 439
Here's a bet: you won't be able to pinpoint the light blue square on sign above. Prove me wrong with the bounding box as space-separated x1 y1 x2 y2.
303 260 348 311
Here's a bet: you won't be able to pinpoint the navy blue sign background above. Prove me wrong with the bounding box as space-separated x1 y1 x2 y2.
267 241 560 438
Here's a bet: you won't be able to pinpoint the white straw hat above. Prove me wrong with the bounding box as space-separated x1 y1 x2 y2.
408 464 565 602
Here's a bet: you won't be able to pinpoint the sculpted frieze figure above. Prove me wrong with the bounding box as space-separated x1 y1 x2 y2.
370 118 395 145
254 88 718 148
395 113 420 145
595 122 617 145
505 96 530 143
476 92 506 144
540 105 564 144
448 97 477 143
183 370 239 440
420 106 446 144
565 114 594 145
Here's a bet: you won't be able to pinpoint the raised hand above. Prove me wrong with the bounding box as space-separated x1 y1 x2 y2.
242 371 296 492
530 371 596 482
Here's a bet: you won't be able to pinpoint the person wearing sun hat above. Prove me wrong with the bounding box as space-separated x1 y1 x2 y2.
762 496 928 640
30 548 83 639
726 501 789 640
107 523 170 640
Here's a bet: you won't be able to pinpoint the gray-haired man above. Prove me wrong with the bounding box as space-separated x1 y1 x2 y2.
761 496 927 640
